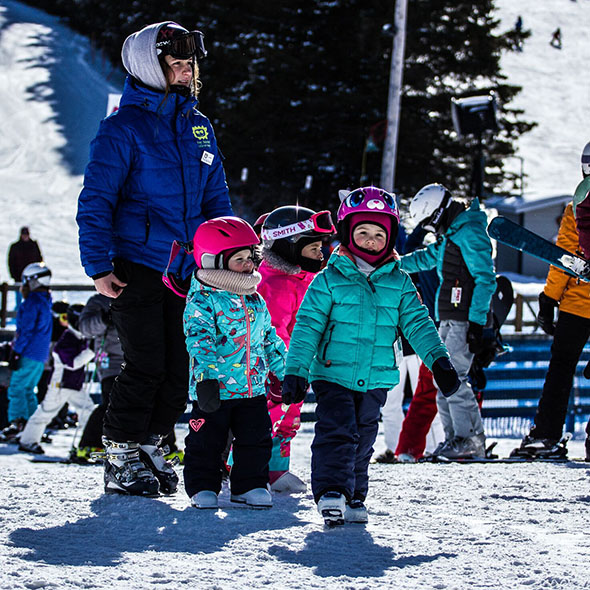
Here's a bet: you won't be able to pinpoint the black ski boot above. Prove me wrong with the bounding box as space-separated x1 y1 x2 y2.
0 418 27 443
584 436 590 462
139 434 179 495
510 433 570 460
102 437 160 496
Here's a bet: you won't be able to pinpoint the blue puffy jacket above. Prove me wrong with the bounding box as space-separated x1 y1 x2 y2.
77 76 233 279
13 291 52 363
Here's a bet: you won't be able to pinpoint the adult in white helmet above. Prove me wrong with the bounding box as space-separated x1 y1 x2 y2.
400 184 496 459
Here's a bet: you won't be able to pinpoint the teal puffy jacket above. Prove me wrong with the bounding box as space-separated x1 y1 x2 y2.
399 199 496 326
183 276 287 401
285 248 449 392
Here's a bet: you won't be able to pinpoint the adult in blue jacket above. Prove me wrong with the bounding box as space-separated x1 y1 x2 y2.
76 22 233 497
401 184 496 460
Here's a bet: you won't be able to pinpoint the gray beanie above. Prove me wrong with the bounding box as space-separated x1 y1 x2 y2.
121 21 173 91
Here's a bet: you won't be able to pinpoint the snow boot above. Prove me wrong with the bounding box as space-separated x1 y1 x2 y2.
510 434 569 460
317 491 346 527
139 434 179 495
18 441 44 455
191 490 219 509
102 437 160 497
374 449 396 464
396 453 417 463
0 418 26 443
344 499 368 524
231 487 273 508
270 471 307 493
437 433 486 459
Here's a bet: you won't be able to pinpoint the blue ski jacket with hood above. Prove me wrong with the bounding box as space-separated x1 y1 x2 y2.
77 22 233 280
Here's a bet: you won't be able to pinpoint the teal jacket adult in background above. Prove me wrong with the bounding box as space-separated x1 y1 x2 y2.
184 277 287 401
399 199 496 327
285 247 449 392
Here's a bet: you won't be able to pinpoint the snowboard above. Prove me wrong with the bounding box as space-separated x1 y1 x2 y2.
487 216 590 282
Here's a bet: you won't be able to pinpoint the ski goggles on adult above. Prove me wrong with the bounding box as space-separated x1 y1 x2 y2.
162 240 194 298
156 31 207 60
260 210 335 242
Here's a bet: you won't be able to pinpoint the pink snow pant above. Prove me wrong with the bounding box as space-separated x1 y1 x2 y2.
267 398 302 483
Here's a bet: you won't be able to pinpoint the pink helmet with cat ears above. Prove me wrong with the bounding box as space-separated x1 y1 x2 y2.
337 187 400 223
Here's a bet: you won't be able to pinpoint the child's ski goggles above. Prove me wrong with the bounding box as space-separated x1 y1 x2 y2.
260 210 335 242
162 240 194 298
156 31 207 60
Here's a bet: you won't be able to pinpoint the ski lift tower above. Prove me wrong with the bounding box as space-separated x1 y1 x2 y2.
451 94 498 199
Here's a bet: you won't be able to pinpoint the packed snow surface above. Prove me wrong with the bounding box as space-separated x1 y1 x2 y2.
1 425 589 590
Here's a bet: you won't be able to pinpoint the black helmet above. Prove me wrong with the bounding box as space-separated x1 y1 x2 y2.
66 303 85 331
51 300 69 316
261 206 334 268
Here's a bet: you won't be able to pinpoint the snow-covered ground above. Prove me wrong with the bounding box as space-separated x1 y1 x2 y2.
1 424 589 590
495 0 590 199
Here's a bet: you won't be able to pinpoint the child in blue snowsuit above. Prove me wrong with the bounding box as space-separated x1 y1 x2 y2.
282 187 458 526
183 217 287 510
0 263 52 442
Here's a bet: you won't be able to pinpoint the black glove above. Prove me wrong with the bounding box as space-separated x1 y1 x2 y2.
537 292 557 335
281 375 308 404
196 379 221 413
466 321 484 354
8 349 21 371
432 357 460 398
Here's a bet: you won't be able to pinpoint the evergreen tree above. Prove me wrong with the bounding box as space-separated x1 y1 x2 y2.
23 0 534 215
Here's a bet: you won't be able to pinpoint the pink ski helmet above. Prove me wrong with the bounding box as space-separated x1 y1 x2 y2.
337 186 400 265
193 216 259 270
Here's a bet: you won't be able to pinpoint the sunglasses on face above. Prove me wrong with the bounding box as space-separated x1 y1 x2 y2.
157 31 207 60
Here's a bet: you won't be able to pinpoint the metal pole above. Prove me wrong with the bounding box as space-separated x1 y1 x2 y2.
380 0 408 192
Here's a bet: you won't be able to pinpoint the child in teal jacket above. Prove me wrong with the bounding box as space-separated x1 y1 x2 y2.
183 217 287 510
282 187 458 526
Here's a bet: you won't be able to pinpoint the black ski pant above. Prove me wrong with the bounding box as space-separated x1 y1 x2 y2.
104 259 189 443
311 380 387 503
79 375 116 448
183 395 272 498
531 310 590 440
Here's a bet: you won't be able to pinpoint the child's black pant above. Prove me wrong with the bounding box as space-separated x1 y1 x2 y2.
183 395 272 498
311 380 387 503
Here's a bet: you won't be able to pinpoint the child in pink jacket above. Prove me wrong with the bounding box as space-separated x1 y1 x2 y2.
258 205 335 492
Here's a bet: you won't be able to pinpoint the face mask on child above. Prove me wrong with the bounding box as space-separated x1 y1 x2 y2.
345 212 397 266
298 240 324 273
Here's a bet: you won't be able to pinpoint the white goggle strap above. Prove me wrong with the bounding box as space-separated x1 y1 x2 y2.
260 218 315 242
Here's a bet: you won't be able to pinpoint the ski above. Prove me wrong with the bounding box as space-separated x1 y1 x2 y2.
488 216 590 281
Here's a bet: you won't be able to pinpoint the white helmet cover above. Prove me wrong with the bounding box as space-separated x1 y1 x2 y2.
409 183 452 231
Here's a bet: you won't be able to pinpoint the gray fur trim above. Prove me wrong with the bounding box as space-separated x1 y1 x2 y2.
196 269 262 295
261 246 301 275
121 22 171 91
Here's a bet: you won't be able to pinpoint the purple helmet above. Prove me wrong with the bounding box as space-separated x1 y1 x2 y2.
337 186 400 224
337 187 400 265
